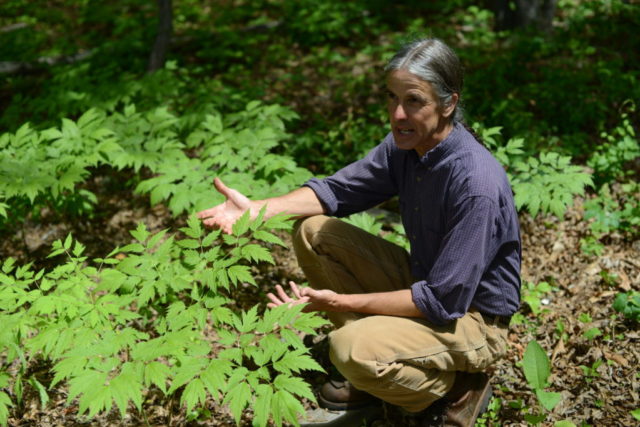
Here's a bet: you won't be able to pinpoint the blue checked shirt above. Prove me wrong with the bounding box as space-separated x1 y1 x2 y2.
304 122 521 326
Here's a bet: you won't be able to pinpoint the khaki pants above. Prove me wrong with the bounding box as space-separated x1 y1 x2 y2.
292 216 509 412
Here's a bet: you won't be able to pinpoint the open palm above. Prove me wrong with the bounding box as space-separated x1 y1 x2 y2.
197 178 253 234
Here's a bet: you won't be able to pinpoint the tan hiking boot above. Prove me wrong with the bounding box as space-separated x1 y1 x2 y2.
318 379 380 410
442 372 493 427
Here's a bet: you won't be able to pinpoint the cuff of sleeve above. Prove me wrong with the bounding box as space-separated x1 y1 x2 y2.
410 281 450 326
303 178 338 215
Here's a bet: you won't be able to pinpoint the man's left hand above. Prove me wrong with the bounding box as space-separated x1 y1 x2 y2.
266 281 343 312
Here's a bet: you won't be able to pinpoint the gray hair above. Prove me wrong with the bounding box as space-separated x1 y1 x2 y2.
385 38 464 123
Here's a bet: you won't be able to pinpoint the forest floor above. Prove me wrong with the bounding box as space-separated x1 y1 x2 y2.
1 177 639 426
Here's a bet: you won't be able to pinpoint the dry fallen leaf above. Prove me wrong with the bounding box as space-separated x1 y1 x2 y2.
617 269 631 291
604 351 629 367
552 338 565 363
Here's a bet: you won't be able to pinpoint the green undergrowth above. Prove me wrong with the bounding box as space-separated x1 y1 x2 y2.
0 212 328 426
0 99 311 227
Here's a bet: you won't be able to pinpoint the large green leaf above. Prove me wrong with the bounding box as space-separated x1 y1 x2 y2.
536 389 561 411
522 340 550 390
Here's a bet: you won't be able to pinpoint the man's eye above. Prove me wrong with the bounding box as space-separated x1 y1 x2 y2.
408 96 424 104
386 90 397 100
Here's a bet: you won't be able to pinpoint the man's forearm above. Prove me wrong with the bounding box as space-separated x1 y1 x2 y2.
255 186 325 219
338 289 424 318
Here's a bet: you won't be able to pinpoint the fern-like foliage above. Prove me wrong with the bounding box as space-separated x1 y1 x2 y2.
477 124 593 218
0 211 328 426
510 152 593 218
583 182 640 238
0 101 311 223
135 101 312 216
343 212 409 250
587 108 639 188
0 109 114 220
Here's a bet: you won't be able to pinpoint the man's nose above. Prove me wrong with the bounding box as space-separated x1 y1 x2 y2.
391 103 407 121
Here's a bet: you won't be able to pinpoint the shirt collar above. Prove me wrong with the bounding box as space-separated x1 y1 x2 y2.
417 121 463 167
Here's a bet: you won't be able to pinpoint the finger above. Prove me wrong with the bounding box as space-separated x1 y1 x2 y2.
202 217 219 227
198 206 221 219
289 281 302 299
275 284 292 302
206 220 232 235
203 218 232 234
266 292 283 305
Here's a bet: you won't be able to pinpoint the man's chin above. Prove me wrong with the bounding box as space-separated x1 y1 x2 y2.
393 135 417 151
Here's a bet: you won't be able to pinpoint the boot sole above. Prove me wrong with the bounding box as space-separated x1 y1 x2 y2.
317 393 381 411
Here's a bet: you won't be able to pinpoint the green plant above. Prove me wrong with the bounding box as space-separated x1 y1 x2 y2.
555 318 568 343
583 182 640 238
510 151 593 218
280 0 381 46
343 212 409 251
582 327 602 341
475 396 501 426
599 270 619 287
292 107 387 175
579 359 603 384
476 125 593 218
0 100 313 226
577 312 601 340
450 5 501 47
587 106 639 187
136 101 312 216
522 340 562 423
343 212 383 235
522 281 553 316
0 109 113 223
0 211 328 426
0 373 11 427
577 312 591 323
579 235 605 257
612 291 640 322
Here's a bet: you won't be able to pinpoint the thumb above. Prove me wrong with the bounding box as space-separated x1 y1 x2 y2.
300 287 318 298
213 177 233 199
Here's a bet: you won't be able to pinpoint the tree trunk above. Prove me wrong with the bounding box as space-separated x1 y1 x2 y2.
493 0 557 33
148 0 173 72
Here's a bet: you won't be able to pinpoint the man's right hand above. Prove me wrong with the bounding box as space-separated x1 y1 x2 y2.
197 178 255 234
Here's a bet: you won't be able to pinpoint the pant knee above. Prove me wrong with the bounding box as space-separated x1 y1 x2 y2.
328 322 377 386
292 215 326 255
329 322 449 411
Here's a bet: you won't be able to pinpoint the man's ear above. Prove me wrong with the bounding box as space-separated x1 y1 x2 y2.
442 93 459 118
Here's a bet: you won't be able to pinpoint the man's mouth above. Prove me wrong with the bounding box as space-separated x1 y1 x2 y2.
397 128 414 135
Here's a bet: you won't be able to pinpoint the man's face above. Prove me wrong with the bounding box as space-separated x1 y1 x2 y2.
386 70 455 156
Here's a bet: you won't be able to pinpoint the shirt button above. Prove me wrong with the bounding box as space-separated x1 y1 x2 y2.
414 207 419 212
416 177 422 182
412 234 417 240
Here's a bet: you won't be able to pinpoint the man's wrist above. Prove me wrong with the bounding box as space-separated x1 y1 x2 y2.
336 293 355 313
250 200 268 219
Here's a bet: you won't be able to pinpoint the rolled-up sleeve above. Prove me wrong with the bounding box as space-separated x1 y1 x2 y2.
411 195 501 325
304 139 398 217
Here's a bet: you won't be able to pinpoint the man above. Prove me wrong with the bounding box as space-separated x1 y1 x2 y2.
198 38 521 426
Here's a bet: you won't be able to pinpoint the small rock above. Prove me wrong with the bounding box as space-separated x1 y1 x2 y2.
585 262 601 276
601 257 619 269
552 240 566 253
